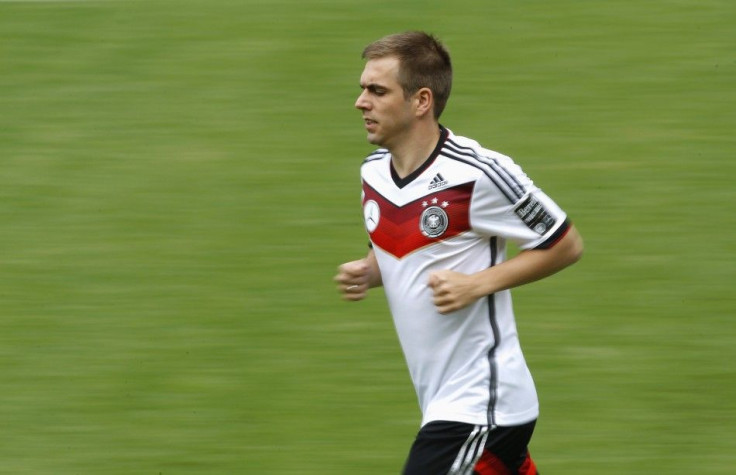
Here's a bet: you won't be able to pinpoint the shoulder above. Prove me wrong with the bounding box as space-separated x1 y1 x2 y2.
362 148 390 166
442 131 511 167
360 148 391 186
441 130 529 203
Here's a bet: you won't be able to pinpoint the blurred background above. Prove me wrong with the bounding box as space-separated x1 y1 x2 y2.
1 0 734 473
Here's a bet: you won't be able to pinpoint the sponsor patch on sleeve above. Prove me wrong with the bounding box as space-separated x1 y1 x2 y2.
513 194 558 235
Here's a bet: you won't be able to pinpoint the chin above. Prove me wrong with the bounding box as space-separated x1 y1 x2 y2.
366 134 382 146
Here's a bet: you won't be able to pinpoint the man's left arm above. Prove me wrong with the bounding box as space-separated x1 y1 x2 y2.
428 225 583 315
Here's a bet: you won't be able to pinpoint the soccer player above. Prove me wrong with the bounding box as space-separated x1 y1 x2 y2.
334 31 583 475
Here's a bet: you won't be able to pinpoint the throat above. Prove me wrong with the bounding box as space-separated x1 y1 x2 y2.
389 127 448 188
390 128 443 178
391 156 426 179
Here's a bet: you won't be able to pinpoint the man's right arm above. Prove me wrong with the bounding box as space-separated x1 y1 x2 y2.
334 249 382 301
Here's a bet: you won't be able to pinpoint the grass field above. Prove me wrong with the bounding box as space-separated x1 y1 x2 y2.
1 0 734 473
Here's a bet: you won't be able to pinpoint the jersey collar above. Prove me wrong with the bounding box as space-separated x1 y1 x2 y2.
390 126 449 189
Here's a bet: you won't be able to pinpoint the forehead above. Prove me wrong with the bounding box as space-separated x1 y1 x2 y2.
360 56 401 86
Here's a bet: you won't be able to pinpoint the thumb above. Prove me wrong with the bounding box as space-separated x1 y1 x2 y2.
428 272 441 289
343 260 368 277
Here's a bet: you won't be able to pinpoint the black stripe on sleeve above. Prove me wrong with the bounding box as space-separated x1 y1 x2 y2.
442 140 526 204
534 219 571 249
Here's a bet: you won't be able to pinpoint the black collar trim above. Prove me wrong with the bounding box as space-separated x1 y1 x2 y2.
390 126 449 189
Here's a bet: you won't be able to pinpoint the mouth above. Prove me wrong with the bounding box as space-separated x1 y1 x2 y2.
363 118 377 131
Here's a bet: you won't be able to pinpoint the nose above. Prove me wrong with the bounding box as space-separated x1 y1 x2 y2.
355 89 370 110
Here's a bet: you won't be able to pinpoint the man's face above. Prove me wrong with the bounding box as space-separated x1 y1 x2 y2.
355 56 415 149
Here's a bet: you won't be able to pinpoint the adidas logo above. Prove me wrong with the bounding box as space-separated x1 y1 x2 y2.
428 173 448 190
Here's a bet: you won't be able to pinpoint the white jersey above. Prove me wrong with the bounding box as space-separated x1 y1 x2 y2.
360 127 569 428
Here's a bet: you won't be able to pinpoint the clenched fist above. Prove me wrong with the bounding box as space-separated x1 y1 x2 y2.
428 270 481 314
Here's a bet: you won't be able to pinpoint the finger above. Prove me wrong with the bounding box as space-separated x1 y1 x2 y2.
436 305 453 315
339 281 366 294
432 293 449 308
334 265 367 284
342 284 367 301
334 273 356 285
430 281 449 297
343 293 366 302
434 298 459 315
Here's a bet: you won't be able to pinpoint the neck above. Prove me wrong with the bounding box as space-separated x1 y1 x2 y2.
389 121 441 179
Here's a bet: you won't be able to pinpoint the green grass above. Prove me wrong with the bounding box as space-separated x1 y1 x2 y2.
1 0 734 473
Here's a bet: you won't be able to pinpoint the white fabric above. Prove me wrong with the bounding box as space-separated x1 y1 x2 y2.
360 129 567 427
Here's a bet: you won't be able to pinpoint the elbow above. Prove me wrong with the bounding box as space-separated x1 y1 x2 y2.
566 227 584 264
550 224 583 266
570 239 584 264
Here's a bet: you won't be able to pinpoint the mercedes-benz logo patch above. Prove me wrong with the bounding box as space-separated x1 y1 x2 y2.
420 206 449 238
363 200 380 233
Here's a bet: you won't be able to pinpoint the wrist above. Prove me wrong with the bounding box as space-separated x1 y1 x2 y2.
472 268 498 298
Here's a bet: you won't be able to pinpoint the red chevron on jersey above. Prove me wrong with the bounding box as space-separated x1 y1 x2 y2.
362 181 475 258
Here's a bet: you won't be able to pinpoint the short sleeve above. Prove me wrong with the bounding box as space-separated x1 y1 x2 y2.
469 155 568 250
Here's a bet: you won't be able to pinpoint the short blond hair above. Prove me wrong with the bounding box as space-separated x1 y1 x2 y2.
362 31 452 119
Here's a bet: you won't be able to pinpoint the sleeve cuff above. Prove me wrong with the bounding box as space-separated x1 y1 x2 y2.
534 219 571 250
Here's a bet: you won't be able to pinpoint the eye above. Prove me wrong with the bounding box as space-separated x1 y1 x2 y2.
366 85 387 96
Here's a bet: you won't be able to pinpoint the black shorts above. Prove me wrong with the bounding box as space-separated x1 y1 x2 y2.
402 420 538 475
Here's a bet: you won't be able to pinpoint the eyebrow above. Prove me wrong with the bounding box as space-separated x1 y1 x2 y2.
360 83 389 93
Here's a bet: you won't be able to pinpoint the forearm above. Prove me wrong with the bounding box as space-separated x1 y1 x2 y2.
471 225 583 298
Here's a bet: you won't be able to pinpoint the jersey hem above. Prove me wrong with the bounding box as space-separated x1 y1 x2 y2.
421 405 539 428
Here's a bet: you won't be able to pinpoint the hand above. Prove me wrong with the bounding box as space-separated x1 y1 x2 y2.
428 270 480 314
334 259 371 301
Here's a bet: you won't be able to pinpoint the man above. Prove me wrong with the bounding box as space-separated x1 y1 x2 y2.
334 31 583 475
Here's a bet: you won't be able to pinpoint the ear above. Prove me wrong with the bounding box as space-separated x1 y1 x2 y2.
414 87 434 118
